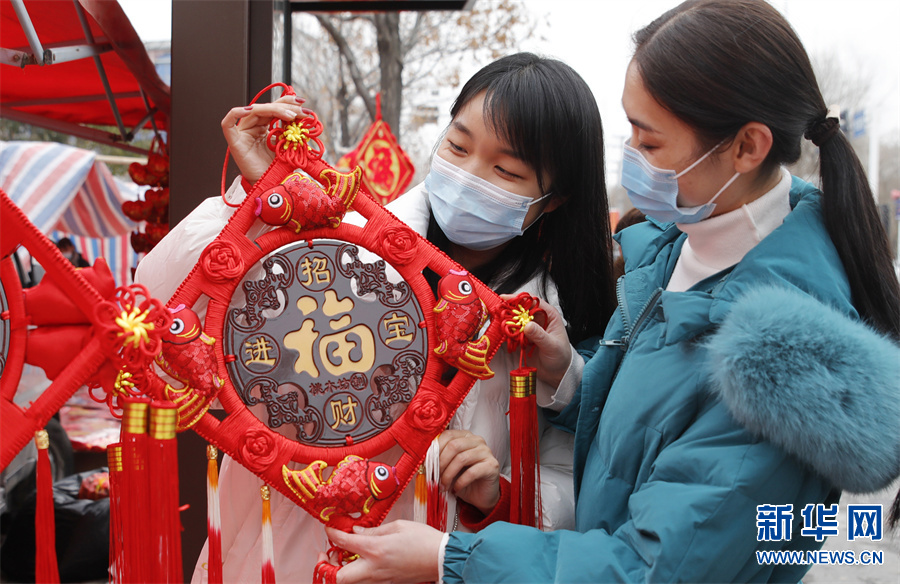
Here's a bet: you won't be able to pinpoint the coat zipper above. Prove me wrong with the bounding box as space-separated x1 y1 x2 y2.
626 287 664 351
596 277 630 349
603 286 664 384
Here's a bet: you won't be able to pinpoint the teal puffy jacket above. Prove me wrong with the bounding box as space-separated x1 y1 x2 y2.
443 178 900 583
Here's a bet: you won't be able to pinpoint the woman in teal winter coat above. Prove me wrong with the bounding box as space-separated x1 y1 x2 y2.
321 1 900 582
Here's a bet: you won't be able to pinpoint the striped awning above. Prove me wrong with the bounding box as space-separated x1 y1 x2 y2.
1 140 140 286
0 140 138 237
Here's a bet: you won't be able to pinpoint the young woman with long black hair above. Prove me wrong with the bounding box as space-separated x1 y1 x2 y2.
321 2 900 582
136 52 616 582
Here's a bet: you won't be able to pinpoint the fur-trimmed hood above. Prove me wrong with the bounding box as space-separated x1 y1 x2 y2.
705 284 900 493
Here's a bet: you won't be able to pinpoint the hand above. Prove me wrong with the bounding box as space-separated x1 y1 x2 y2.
438 430 500 514
220 94 307 183
501 296 573 389
319 521 444 584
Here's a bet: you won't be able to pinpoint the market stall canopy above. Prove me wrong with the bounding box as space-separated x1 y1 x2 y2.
0 140 139 285
0 0 170 155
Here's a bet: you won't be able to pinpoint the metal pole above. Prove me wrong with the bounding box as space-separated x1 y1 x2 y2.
10 0 47 65
72 0 130 140
867 111 879 203
283 0 292 85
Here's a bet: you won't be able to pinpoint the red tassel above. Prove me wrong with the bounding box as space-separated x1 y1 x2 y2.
148 401 183 583
509 367 542 528
260 485 276 584
108 443 124 584
34 429 60 584
413 464 427 523
424 438 448 530
120 397 151 583
207 445 223 584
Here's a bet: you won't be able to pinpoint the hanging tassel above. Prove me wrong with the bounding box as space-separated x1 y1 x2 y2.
509 367 542 528
121 397 151 583
34 429 60 584
413 463 427 524
260 485 276 584
206 444 223 584
425 437 454 530
107 443 124 584
148 401 183 583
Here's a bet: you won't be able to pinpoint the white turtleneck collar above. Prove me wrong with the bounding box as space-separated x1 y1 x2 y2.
666 167 792 292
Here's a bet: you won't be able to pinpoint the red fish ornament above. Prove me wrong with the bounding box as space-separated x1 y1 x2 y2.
157 304 224 395
255 168 362 234
134 304 225 431
283 455 399 526
432 269 494 379
254 185 292 227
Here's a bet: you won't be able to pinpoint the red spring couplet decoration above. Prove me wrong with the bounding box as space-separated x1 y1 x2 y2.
148 401 183 583
207 444 223 584
108 443 124 583
120 397 151 583
34 429 60 584
509 368 542 528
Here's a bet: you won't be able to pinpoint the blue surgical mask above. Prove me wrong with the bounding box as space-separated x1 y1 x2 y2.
425 155 551 251
621 140 740 224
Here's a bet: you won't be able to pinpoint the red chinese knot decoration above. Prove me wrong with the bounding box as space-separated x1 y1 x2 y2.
337 94 414 206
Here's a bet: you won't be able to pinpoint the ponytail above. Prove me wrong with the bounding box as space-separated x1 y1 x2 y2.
633 0 900 342
814 126 900 341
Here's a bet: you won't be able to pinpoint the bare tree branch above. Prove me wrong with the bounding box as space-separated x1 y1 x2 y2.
401 12 426 59
314 14 377 120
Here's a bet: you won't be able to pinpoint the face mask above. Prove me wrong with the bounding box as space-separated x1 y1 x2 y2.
621 140 740 224
425 155 550 251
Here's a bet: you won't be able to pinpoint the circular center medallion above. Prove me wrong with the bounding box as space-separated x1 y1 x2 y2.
225 240 426 446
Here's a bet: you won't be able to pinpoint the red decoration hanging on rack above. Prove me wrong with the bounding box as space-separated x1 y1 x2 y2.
337 93 414 206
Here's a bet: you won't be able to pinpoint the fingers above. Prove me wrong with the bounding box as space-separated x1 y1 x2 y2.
325 526 364 554
221 103 303 132
274 94 306 106
439 436 497 491
447 459 499 493
437 429 469 448
324 521 400 555
438 431 486 472
523 319 551 345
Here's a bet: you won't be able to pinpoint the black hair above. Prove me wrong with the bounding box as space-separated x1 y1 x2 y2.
632 0 900 343
56 237 74 250
428 52 615 343
634 0 900 530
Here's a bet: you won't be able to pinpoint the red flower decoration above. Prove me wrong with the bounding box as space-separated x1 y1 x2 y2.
90 284 170 416
201 240 245 282
240 428 280 473
93 284 171 368
380 226 418 266
499 293 545 353
409 394 446 433
269 110 325 169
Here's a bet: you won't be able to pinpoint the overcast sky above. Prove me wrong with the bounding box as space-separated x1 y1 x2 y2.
120 0 900 148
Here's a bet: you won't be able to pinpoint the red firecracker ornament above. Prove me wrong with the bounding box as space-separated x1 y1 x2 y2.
125 137 170 255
